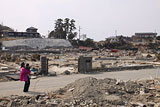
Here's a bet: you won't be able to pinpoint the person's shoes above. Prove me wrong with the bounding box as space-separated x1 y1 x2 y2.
23 91 28 92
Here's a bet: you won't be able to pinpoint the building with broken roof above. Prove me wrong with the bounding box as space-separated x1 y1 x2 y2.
133 32 157 40
105 35 132 44
26 27 38 33
134 32 157 38
105 36 119 43
0 27 41 38
132 32 157 45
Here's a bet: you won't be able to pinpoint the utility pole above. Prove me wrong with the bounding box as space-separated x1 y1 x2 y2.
1 22 3 25
77 26 82 47
115 30 117 36
48 31 50 38
79 26 81 40
155 29 157 33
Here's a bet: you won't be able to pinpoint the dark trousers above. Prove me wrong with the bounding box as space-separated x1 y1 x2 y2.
23 76 30 92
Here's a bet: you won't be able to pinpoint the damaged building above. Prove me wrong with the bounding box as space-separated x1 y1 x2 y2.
132 32 157 45
0 27 41 38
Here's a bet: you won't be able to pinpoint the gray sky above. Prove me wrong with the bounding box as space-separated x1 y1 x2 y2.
0 0 160 41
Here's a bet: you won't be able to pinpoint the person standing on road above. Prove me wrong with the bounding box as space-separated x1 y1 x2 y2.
25 63 31 91
20 62 31 92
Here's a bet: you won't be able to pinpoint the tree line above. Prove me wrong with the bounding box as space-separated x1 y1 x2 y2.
48 18 77 40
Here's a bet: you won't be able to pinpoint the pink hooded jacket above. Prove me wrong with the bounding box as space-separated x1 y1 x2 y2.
20 67 31 81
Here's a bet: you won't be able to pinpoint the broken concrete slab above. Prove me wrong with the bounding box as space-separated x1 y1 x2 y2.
5 74 20 81
92 64 154 72
95 57 117 60
1 67 9 70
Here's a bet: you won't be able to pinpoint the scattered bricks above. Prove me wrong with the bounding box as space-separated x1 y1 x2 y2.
48 72 56 76
155 85 160 91
125 81 140 94
62 70 70 75
31 54 40 61
147 102 155 107
15 58 20 64
2 77 160 106
130 102 146 107
1 67 9 70
103 95 125 105
7 100 17 107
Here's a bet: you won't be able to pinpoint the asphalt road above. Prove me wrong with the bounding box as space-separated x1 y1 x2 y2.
0 68 160 97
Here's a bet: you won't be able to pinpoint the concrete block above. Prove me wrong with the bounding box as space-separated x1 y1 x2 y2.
40 56 48 75
78 56 92 73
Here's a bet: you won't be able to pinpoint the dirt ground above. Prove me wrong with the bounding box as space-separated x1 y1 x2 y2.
1 74 160 106
0 50 158 82
0 50 160 106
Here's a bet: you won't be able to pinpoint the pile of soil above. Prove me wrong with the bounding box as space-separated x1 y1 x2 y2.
1 77 160 106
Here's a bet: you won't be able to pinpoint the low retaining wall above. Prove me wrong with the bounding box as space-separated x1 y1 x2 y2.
92 64 154 72
0 50 61 54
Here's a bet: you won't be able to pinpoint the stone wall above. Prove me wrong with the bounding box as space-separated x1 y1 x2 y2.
2 38 72 50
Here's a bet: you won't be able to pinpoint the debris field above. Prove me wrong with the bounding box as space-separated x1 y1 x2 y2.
1 77 160 107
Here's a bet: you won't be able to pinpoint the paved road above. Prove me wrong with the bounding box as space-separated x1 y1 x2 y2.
0 68 160 97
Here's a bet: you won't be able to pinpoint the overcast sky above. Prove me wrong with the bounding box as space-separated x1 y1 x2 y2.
0 0 160 41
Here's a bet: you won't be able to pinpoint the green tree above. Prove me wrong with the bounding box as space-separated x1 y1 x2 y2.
68 32 77 40
64 18 70 36
48 18 77 40
70 19 76 32
156 36 160 40
55 18 63 31
78 38 95 47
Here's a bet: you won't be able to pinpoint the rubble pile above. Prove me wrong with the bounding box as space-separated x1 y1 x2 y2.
0 75 12 82
0 50 158 82
1 77 160 106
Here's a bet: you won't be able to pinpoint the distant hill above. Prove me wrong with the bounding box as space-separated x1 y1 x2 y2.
0 24 14 32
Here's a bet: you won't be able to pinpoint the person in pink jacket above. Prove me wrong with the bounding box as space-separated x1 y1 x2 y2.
20 62 31 92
